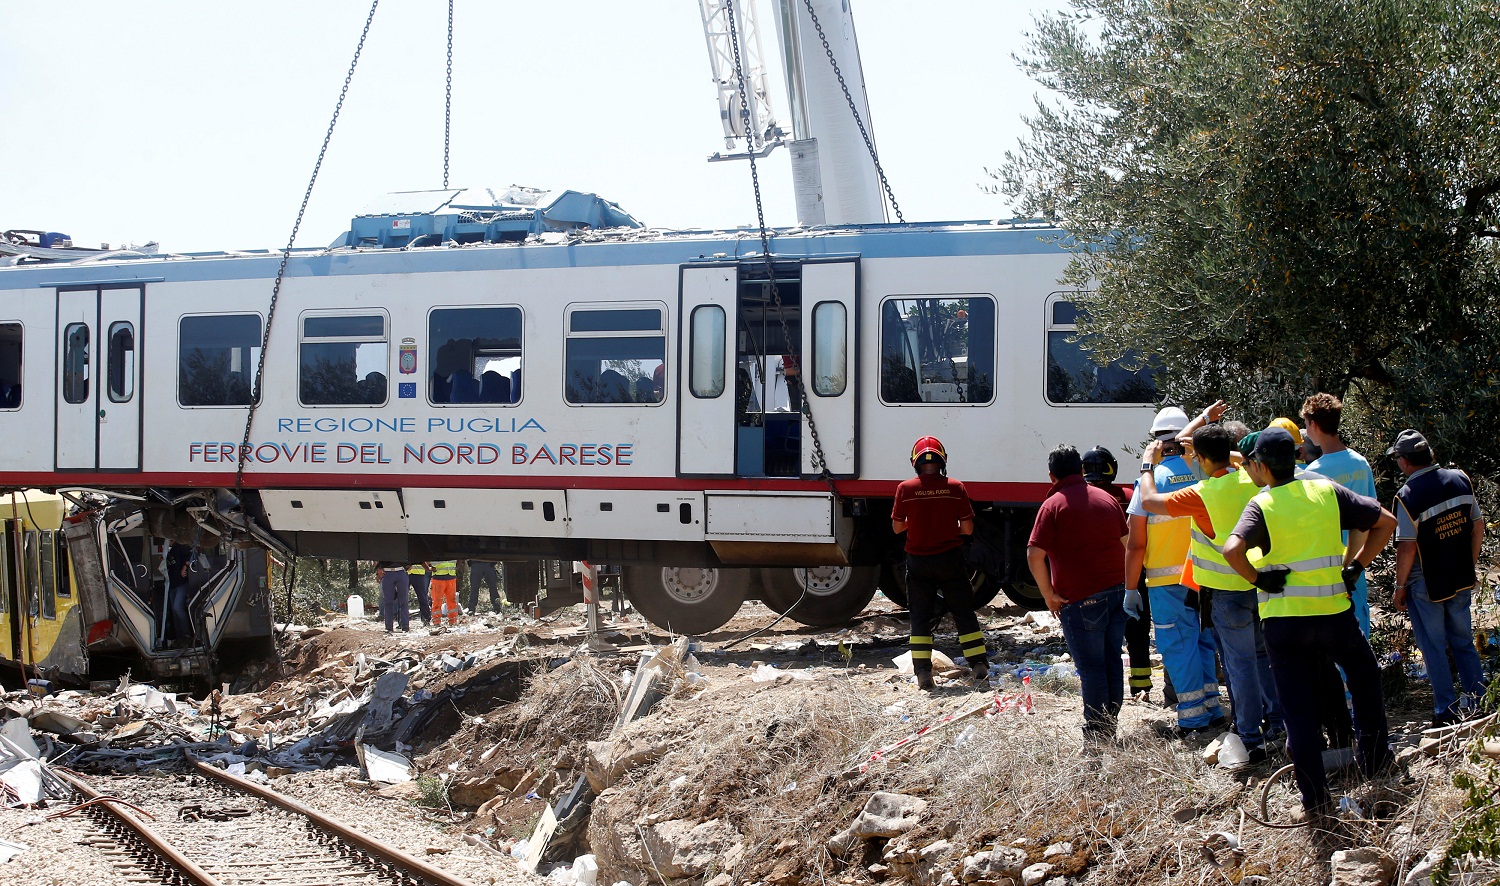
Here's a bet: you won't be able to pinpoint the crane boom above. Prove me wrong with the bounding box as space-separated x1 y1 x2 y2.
699 0 786 158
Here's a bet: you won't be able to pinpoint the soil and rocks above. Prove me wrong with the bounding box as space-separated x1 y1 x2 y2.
4 587 1500 886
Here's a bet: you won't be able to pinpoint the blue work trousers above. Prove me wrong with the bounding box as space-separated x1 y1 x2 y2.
1058 585 1127 740
1209 588 1281 748
1150 583 1222 728
409 573 432 625
1263 608 1390 812
1407 579 1486 718
381 570 411 632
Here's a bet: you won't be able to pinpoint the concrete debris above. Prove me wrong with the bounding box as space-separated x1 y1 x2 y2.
829 791 929 855
638 818 744 879
1020 862 1053 886
959 847 1028 882
1331 847 1397 886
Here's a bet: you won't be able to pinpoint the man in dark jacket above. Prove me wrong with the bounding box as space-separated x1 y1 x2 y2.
1390 429 1488 726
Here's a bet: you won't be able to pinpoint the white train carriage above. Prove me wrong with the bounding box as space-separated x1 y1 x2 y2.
0 204 1155 634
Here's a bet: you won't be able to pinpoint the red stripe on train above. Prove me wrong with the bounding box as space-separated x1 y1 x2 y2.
0 472 1057 504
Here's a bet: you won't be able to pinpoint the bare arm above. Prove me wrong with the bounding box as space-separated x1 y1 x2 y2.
1176 400 1227 443
1132 440 1175 514
1475 517 1486 563
1124 514 1148 590
892 517 907 534
959 516 974 536
1344 529 1368 567
1027 546 1062 614
1223 535 1257 586
1353 508 1397 568
1393 540 1416 611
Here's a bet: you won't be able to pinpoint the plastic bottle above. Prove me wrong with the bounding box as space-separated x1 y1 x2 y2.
347 595 365 619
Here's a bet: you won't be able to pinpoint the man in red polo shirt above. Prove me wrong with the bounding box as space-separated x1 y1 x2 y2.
1027 444 1129 743
892 436 990 691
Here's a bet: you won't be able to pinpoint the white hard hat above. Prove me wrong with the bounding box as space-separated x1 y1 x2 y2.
1150 406 1190 437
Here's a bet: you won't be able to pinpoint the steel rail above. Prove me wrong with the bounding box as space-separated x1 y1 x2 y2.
187 756 475 886
54 768 222 886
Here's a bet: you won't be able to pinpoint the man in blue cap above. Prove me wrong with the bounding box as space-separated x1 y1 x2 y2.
1223 426 1396 821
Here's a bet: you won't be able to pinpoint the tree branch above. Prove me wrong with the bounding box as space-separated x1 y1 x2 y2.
1462 179 1500 218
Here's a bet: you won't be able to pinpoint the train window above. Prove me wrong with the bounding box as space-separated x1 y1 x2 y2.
180 314 263 407
811 301 847 397
878 296 995 405
1045 296 1157 405
107 321 135 403
564 304 667 405
299 313 389 406
689 305 725 398
50 531 70 598
62 323 90 404
0 322 20 410
23 530 40 618
37 531 57 619
428 307 523 405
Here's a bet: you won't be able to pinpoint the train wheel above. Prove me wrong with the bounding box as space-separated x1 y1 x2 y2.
878 563 909 609
1000 569 1044 610
623 565 751 636
758 566 879 627
879 558 999 611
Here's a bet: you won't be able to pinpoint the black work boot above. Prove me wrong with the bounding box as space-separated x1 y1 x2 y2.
915 667 936 692
969 657 992 690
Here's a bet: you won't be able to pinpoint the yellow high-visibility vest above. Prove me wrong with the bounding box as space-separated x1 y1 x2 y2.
1188 470 1259 592
1250 478 1350 619
431 560 458 578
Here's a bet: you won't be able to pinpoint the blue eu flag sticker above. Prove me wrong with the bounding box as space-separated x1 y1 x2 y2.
398 383 416 399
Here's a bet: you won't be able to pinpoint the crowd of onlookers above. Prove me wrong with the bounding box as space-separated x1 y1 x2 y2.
1023 392 1489 820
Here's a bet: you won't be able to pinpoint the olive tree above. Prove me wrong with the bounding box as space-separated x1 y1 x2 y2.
994 0 1500 477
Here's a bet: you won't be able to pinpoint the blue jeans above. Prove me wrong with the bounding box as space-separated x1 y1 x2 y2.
1407 578 1485 717
1058 585 1127 739
1209 588 1282 748
168 584 193 642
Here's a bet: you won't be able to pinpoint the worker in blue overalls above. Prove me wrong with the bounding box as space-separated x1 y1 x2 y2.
1125 406 1224 734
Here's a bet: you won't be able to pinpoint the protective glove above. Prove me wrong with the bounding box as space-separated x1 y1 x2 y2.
1123 587 1145 620
1341 562 1364 594
1253 569 1288 594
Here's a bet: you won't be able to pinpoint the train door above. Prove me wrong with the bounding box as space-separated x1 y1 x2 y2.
56 285 143 471
678 264 737 476
799 259 858 477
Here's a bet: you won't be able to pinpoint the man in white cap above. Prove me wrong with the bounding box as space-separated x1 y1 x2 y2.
1125 406 1223 733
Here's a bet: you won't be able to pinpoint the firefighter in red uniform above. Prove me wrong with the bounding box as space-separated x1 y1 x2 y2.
891 437 991 691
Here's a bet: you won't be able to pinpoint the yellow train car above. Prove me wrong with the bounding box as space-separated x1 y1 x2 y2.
0 489 89 682
2 489 277 686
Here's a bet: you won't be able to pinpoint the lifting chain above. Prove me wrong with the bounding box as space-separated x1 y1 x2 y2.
798 0 903 223
235 0 381 510
444 0 454 189
724 1 840 500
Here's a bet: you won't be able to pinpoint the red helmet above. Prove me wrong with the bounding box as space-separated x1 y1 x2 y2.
910 436 947 471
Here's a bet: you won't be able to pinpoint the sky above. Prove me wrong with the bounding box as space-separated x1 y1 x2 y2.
1 1 1069 254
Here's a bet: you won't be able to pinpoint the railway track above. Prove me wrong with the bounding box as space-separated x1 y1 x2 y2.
54 758 475 886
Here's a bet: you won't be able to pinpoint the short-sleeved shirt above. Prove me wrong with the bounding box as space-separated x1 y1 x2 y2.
1230 479 1382 555
1394 465 1483 541
892 473 975 556
1306 448 1377 499
1028 474 1128 601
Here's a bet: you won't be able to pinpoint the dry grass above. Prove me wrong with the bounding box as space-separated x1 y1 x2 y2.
584 669 1478 885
